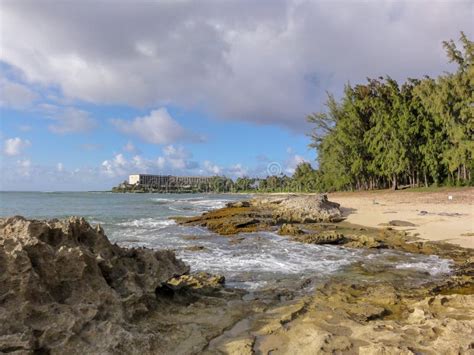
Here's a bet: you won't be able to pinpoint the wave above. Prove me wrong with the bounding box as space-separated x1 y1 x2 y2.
117 218 176 229
395 258 452 275
150 198 176 204
187 199 230 209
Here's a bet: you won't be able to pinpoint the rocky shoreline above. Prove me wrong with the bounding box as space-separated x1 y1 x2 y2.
175 194 474 353
1 194 473 354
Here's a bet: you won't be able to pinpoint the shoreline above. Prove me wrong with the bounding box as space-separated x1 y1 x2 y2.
328 188 474 249
174 193 474 353
2 192 473 353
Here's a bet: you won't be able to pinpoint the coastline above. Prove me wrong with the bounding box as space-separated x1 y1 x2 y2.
328 188 474 249
2 192 473 353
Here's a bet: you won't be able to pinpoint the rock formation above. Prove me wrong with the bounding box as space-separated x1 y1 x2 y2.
254 194 343 223
176 194 343 235
0 216 190 354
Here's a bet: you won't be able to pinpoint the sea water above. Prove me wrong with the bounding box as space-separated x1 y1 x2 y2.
0 192 452 290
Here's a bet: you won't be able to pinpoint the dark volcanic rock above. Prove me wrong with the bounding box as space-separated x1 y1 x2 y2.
0 216 189 354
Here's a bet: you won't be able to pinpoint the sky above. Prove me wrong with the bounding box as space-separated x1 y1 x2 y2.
0 0 472 191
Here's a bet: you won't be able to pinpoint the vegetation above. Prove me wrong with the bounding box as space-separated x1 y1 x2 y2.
307 32 473 191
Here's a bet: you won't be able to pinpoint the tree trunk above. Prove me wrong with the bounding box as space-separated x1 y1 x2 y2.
392 174 398 190
424 171 428 187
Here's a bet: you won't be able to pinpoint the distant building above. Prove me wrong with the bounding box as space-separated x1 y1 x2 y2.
128 174 214 190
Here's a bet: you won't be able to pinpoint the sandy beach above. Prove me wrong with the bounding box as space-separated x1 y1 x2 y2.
329 187 474 249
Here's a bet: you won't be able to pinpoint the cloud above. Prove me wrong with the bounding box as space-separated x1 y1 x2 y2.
0 1 471 129
0 78 38 109
16 159 32 177
3 137 31 156
160 145 199 170
226 163 248 178
203 160 222 175
123 141 138 153
284 154 307 174
111 108 195 145
48 107 97 134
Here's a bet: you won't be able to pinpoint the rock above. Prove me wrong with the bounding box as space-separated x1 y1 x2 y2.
264 194 343 223
278 223 304 236
0 216 189 354
183 245 207 252
175 194 342 236
226 201 251 208
388 220 417 227
294 231 346 245
358 344 414 355
168 272 225 289
346 234 384 248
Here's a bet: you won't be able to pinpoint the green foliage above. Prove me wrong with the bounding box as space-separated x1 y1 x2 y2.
307 32 473 191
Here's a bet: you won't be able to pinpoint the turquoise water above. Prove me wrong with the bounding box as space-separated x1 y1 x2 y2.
0 192 453 290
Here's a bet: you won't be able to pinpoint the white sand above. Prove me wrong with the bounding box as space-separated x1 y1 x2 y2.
328 188 474 249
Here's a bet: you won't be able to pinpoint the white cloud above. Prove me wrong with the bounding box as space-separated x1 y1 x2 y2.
48 107 97 134
16 159 32 177
0 79 37 109
160 144 198 170
101 153 130 177
226 163 248 178
56 162 64 172
3 137 31 156
0 1 470 129
157 156 166 169
111 108 191 145
123 141 137 153
284 154 307 174
203 160 222 175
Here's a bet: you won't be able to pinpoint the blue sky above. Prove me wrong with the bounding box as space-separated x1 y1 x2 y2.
0 0 472 191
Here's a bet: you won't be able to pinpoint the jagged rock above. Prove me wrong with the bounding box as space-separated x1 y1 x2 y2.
345 234 384 248
258 194 343 223
226 201 251 208
175 194 342 235
278 223 304 236
168 272 225 289
293 231 346 245
0 216 189 354
358 344 414 355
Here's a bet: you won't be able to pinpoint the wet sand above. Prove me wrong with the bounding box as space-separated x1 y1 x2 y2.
329 187 474 249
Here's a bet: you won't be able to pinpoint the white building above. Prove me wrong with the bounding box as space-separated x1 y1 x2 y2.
128 174 214 188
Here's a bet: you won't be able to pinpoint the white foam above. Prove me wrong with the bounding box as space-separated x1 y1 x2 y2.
395 257 452 275
168 206 187 213
117 218 175 229
178 232 357 278
187 199 230 209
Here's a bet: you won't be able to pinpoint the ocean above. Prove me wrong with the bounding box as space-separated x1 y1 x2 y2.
0 191 452 290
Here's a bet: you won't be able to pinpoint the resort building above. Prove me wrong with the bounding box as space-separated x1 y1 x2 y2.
128 174 214 190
